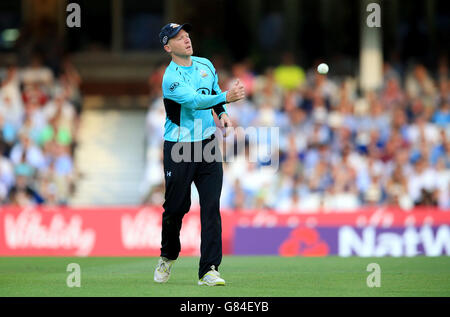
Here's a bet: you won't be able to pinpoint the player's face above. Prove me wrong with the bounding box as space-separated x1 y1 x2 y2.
166 29 193 57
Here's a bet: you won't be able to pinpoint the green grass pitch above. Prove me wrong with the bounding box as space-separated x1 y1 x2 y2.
0 256 449 297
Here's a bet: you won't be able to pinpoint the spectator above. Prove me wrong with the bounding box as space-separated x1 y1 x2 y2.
0 93 23 130
9 132 45 170
0 143 14 201
381 76 406 109
0 64 22 108
386 166 413 210
148 62 166 100
58 55 83 113
253 68 284 110
435 157 450 209
231 61 255 98
408 158 438 206
405 64 436 103
432 101 450 128
7 164 44 206
38 142 74 205
20 53 54 93
274 52 306 91
229 178 247 210
42 94 76 132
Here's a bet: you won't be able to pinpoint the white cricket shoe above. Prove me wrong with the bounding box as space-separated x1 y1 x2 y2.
198 265 226 286
154 257 175 283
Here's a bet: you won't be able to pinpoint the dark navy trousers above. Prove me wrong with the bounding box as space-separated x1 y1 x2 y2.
160 134 223 279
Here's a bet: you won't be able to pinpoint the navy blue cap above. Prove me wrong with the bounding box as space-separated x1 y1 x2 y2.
159 23 192 45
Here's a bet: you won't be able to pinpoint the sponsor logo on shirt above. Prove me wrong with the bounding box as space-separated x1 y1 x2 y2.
169 82 180 92
196 87 210 95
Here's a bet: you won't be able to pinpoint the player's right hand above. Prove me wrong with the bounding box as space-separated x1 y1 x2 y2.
226 79 246 103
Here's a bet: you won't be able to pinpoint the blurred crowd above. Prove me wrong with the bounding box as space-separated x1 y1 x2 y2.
0 53 82 206
143 53 449 212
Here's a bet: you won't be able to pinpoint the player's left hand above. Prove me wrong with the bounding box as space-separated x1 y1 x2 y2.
219 113 233 137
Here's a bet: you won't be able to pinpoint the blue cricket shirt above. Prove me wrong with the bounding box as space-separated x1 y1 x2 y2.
161 56 228 142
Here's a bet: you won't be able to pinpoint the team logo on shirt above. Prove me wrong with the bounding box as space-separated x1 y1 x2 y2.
199 69 208 78
169 82 180 92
